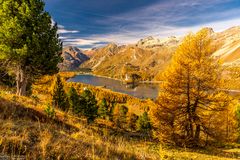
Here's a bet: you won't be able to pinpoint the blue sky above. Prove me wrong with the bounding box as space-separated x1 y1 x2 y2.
44 0 240 49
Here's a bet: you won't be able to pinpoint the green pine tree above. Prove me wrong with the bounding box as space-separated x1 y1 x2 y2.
98 98 109 119
67 87 80 113
0 0 62 96
51 75 68 111
80 89 98 124
136 111 151 133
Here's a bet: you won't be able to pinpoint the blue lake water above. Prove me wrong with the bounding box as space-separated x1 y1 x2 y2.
67 74 159 99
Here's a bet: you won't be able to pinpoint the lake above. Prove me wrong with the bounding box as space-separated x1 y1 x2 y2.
67 74 160 99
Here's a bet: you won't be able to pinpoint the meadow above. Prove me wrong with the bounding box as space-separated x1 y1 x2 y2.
0 72 240 159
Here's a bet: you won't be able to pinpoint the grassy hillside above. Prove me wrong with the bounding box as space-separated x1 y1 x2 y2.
0 74 240 159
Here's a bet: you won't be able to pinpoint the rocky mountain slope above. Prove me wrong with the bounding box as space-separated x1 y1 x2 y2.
82 41 177 80
58 46 89 71
212 26 240 65
81 26 240 81
136 36 180 48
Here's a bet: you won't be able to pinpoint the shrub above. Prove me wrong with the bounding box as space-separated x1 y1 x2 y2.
114 105 128 128
137 111 151 133
44 104 55 119
127 113 139 131
31 95 40 106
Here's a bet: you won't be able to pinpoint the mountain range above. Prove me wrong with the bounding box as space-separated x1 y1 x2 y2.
58 46 89 71
60 26 240 80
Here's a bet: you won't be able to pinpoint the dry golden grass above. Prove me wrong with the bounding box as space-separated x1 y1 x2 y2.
1 75 240 159
223 47 240 63
0 91 157 159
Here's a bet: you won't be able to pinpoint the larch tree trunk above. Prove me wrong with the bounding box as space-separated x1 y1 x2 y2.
194 124 201 143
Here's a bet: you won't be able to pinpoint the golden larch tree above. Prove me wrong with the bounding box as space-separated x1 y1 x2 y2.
151 28 233 146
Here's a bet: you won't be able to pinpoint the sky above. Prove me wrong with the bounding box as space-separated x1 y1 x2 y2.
44 0 240 49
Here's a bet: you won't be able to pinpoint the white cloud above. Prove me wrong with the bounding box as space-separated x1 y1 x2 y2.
88 17 240 45
52 0 240 48
84 0 240 45
57 24 65 29
52 19 80 34
59 36 69 40
62 38 106 49
57 29 79 34
64 38 101 45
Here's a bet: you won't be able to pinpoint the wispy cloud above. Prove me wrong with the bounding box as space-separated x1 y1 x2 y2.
61 37 107 49
86 0 240 44
48 0 240 48
57 24 79 34
88 17 240 45
57 29 79 34
52 19 80 34
64 38 101 45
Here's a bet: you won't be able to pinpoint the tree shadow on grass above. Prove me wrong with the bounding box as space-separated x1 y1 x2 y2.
0 97 78 132
0 97 140 159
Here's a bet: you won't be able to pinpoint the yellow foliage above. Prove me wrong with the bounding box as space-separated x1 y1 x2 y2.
151 29 235 146
222 66 240 90
58 72 76 79
1 69 240 158
67 82 152 115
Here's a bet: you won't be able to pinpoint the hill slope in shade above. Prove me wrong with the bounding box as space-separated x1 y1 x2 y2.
58 46 89 71
81 26 240 80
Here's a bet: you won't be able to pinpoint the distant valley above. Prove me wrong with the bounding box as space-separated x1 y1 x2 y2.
60 26 240 81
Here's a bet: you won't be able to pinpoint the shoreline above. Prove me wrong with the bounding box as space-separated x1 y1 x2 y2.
139 81 162 84
68 80 156 100
74 72 162 84
81 73 121 81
